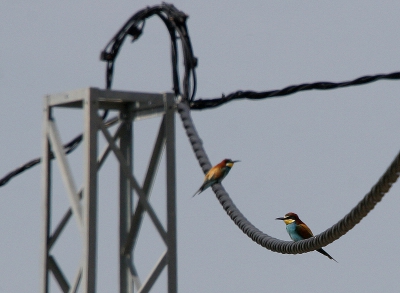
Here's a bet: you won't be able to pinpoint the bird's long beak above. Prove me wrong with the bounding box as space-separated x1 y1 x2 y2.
275 217 285 220
232 160 240 163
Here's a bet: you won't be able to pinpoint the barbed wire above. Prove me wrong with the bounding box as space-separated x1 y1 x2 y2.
190 71 400 110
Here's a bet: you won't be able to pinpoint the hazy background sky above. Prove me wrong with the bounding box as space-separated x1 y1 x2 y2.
1 1 400 292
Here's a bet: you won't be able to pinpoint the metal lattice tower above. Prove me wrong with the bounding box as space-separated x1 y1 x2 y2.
41 88 177 293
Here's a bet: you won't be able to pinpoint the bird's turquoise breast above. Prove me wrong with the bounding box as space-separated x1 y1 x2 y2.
286 223 304 241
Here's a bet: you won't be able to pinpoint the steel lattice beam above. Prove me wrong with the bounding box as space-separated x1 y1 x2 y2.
41 88 176 293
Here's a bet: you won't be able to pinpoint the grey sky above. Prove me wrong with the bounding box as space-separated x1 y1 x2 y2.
1 1 400 292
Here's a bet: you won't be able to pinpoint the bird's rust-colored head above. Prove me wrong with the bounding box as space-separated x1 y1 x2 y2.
275 212 301 225
222 158 240 168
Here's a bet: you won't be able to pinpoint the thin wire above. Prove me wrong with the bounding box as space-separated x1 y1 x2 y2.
0 116 119 187
191 71 400 110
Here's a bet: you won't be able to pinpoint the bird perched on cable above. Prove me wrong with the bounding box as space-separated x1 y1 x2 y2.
276 212 337 262
193 159 240 197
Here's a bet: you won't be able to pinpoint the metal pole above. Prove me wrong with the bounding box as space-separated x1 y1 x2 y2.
41 88 173 292
165 94 177 293
119 107 133 293
82 89 99 293
41 96 52 293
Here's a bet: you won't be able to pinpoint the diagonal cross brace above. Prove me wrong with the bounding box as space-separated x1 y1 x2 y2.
48 256 70 293
123 116 166 255
137 251 167 293
68 261 82 293
48 121 124 249
47 120 83 234
96 115 168 243
129 261 142 291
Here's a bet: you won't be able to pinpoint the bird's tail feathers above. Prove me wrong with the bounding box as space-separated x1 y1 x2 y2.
317 248 338 263
192 188 202 197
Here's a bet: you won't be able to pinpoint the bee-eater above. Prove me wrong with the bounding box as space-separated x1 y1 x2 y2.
192 159 240 197
276 212 337 262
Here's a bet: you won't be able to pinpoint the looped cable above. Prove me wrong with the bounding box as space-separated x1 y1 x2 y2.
100 3 197 101
178 100 400 254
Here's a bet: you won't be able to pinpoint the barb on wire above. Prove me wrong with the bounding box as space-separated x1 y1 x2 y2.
191 71 400 110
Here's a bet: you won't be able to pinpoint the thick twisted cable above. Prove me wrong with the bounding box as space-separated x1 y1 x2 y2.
178 100 400 254
191 71 400 110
